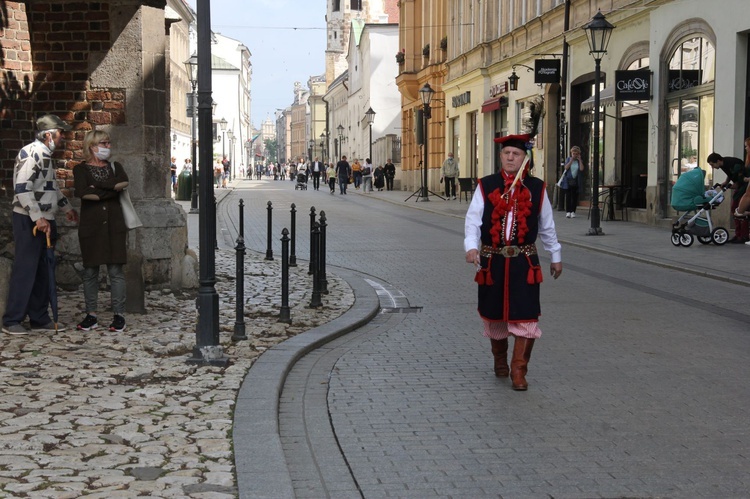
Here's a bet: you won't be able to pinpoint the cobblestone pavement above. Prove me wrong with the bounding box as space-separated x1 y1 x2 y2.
0 246 353 498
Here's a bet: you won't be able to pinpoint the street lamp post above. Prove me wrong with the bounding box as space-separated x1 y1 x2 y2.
308 139 314 163
364 107 375 164
226 128 234 181
583 9 615 236
219 117 227 160
184 52 199 214
191 0 226 365
337 124 344 159
419 83 434 202
320 132 326 161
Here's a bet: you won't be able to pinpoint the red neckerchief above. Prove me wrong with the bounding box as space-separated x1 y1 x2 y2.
487 169 532 245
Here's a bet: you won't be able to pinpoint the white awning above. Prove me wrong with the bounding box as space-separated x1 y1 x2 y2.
580 85 616 112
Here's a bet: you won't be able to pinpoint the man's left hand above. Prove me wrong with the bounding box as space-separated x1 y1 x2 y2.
550 262 562 279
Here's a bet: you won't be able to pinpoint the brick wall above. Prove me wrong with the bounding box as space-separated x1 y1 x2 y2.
1 1 129 196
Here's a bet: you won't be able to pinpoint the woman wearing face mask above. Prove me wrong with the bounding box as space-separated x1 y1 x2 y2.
73 130 130 333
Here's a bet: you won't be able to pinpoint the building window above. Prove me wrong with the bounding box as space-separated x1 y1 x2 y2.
351 0 362 10
333 0 340 12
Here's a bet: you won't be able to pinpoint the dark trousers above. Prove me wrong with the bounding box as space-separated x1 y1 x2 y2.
444 177 456 197
329 178 336 192
565 184 580 213
312 172 321 190
339 178 348 194
2 213 55 327
386 176 394 190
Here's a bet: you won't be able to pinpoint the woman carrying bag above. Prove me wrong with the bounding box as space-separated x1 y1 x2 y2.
562 145 585 218
73 130 130 333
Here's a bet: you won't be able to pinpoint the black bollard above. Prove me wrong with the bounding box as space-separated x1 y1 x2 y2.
265 201 274 260
308 206 316 274
319 210 328 294
289 203 297 267
214 196 219 250
232 200 247 341
279 228 292 323
309 222 322 308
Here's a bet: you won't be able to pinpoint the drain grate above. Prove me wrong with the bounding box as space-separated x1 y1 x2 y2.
380 306 423 314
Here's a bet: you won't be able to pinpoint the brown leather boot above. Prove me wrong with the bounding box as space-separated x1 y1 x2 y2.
490 339 509 377
510 337 535 391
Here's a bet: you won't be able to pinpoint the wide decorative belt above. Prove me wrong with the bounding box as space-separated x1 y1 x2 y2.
480 244 537 258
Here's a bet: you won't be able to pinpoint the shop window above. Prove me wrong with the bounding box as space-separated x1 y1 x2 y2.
664 36 715 215
667 37 715 93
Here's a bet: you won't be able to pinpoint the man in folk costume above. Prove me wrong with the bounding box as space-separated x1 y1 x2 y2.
464 105 562 390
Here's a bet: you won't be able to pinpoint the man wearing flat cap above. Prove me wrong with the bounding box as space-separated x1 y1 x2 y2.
464 132 562 391
2 115 79 336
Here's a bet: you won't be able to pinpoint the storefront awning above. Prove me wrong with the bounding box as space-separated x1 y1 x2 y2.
580 85 616 112
481 96 507 113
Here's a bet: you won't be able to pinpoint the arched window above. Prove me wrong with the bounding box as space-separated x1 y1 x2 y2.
665 35 716 215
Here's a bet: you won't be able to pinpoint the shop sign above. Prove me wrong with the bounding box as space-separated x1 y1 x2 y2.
615 70 651 100
452 91 471 108
534 59 560 83
668 70 702 92
489 82 508 97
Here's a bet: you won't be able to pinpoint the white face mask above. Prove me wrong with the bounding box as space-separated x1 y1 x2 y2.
94 147 111 161
45 131 57 152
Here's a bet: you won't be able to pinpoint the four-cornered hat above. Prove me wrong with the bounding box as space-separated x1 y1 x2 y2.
494 133 532 151
36 114 72 132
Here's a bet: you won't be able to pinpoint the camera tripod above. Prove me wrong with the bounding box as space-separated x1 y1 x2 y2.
405 160 445 202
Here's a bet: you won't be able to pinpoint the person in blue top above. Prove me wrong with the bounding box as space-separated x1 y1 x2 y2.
561 145 585 218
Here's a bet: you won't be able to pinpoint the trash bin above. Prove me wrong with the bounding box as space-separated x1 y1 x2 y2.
176 169 192 201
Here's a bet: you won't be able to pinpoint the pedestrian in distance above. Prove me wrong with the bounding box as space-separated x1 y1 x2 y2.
311 156 323 191
708 150 750 243
2 114 79 336
464 107 562 391
169 156 177 192
336 155 352 195
384 158 396 191
73 130 130 333
373 164 385 191
441 152 459 200
561 145 585 218
351 158 362 189
362 158 374 192
326 162 336 194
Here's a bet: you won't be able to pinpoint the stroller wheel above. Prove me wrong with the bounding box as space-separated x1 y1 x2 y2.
697 235 712 245
679 233 694 247
671 233 682 246
711 227 729 245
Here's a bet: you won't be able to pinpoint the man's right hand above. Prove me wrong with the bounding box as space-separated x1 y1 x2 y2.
35 218 51 236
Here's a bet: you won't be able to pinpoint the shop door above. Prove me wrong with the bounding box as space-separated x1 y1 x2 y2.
621 114 648 208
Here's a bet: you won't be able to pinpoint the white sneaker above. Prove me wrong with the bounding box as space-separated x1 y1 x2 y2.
570 212 576 218
565 213 571 218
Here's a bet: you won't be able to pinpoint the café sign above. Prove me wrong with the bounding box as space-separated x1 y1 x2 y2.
615 70 652 101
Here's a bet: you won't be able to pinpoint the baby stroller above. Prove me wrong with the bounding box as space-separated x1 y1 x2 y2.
294 172 308 190
670 167 729 247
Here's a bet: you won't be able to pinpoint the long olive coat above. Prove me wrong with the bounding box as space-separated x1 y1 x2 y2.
73 161 129 266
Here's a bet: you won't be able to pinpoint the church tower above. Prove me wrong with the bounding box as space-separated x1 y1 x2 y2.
325 0 399 86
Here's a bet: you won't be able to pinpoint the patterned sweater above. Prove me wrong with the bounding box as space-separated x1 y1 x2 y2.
13 140 73 221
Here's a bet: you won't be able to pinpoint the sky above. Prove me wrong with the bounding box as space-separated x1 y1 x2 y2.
185 0 327 128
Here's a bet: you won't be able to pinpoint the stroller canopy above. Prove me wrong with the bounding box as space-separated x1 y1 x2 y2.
671 167 708 211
